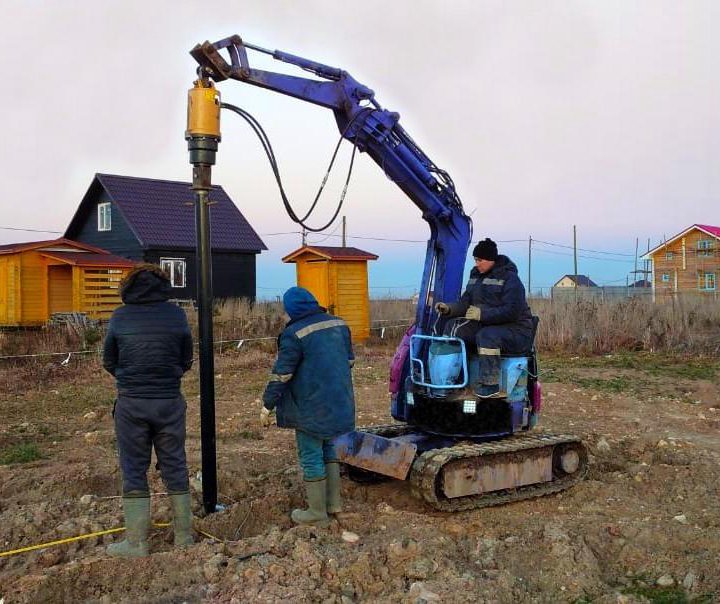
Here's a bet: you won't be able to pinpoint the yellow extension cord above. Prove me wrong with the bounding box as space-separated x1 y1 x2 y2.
0 522 220 558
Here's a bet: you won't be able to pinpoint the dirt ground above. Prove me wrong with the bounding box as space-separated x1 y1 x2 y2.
0 344 718 603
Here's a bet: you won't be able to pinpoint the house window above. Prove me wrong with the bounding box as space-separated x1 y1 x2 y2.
699 272 716 290
661 273 670 283
697 239 714 257
664 251 674 260
160 258 186 288
97 202 111 231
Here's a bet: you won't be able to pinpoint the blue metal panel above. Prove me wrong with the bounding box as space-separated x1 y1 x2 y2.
500 357 529 403
410 334 468 389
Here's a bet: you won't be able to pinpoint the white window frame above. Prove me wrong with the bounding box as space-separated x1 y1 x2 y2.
664 251 674 260
160 258 186 288
97 202 111 232
661 273 670 283
697 239 714 257
702 272 716 290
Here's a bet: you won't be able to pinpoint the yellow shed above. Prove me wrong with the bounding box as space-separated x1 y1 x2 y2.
282 245 378 342
0 238 135 327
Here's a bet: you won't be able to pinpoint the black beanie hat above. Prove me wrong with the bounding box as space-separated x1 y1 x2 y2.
472 238 498 261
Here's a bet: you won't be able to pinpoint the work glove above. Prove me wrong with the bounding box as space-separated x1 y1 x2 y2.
464 305 482 321
435 302 450 315
259 407 275 428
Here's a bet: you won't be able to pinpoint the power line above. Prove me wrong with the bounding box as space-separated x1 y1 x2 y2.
533 239 634 257
0 226 63 234
0 221 649 264
307 221 343 244
532 247 634 264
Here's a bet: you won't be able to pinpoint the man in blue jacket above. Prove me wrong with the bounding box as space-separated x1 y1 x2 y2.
262 287 355 528
436 238 534 398
103 264 194 557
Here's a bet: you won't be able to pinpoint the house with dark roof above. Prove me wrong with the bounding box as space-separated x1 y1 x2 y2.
553 274 598 288
642 223 719 297
65 174 266 300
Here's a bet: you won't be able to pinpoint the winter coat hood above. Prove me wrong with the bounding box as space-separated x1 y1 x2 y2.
283 287 322 320
120 264 172 304
494 254 519 275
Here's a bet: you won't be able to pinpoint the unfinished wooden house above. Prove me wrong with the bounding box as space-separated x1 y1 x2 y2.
644 224 719 299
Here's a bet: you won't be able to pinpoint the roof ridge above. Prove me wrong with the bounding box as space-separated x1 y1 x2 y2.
96 172 224 191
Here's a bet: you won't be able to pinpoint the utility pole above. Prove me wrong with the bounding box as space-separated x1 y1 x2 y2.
573 225 578 301
302 228 307 246
573 225 578 277
342 216 347 247
634 237 639 283
527 235 532 298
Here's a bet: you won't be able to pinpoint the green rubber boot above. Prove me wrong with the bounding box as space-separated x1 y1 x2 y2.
326 462 342 515
170 492 194 547
291 479 330 528
107 496 150 558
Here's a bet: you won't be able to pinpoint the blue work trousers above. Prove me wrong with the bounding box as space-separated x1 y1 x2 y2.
114 394 190 495
295 430 339 481
445 320 533 386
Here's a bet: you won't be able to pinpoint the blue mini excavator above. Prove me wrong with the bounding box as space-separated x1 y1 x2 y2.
187 35 587 511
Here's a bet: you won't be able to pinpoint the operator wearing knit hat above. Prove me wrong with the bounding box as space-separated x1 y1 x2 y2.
434 237 534 398
472 238 498 262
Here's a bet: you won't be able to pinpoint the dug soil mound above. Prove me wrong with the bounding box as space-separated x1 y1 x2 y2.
1 349 718 602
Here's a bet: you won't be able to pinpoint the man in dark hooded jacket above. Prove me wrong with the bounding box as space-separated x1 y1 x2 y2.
262 286 355 528
102 264 194 557
436 238 534 398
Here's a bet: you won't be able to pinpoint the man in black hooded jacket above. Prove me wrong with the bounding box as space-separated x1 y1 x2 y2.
102 264 194 557
435 238 534 398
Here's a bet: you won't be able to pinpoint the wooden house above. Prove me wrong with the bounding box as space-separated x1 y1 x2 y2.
643 224 719 298
553 274 598 288
282 246 378 342
0 239 135 326
64 173 267 301
551 274 598 300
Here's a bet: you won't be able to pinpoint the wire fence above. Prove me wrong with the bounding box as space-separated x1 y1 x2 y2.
0 320 414 363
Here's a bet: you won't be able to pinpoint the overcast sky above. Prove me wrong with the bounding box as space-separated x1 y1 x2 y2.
1 1 718 296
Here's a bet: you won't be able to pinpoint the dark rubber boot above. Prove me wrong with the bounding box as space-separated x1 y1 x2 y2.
107 496 150 558
291 479 330 528
326 462 342 515
170 492 194 547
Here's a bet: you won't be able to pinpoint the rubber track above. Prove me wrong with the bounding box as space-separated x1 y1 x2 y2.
356 426 587 511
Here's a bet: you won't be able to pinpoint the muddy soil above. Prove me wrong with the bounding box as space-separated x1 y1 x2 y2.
0 346 718 603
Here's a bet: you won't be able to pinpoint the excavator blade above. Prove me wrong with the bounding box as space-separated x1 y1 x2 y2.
334 430 418 480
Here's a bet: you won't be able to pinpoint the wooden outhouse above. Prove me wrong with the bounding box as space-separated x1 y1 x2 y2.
282 246 378 342
0 238 135 326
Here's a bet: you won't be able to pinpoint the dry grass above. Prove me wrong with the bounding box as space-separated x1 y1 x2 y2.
1 296 718 395
533 296 720 355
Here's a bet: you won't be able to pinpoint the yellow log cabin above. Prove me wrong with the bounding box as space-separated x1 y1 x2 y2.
282 246 378 342
0 238 135 327
644 224 719 299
